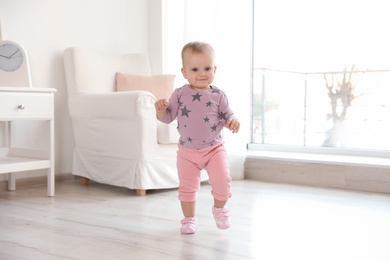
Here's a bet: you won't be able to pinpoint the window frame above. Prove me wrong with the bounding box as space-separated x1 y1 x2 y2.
249 0 390 159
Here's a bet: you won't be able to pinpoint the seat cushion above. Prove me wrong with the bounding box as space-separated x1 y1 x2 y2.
116 72 175 100
157 120 180 144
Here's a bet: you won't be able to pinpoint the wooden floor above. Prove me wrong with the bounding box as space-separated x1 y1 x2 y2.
1 178 390 260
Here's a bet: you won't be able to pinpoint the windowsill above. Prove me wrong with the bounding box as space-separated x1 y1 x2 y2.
246 150 390 168
245 145 390 194
246 144 390 168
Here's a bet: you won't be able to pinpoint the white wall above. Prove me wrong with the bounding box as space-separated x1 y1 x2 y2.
0 0 149 180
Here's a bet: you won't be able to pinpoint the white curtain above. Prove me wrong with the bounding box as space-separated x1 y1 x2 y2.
162 0 252 179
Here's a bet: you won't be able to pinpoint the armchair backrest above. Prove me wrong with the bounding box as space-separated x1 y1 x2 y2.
63 47 151 94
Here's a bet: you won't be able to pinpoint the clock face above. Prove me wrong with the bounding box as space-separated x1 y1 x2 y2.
0 43 24 72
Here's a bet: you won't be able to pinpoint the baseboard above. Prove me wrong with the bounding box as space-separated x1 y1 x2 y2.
0 173 75 192
244 157 390 194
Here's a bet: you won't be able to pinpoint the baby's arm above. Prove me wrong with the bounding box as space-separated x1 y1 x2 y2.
226 118 240 133
154 99 169 119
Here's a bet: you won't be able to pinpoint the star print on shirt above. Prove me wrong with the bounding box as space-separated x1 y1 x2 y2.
203 116 210 123
187 137 193 143
206 101 212 107
211 124 217 132
177 97 183 107
181 106 191 117
211 88 220 94
192 93 202 102
219 111 228 122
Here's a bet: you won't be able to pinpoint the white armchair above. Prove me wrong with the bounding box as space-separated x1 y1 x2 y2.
63 47 186 195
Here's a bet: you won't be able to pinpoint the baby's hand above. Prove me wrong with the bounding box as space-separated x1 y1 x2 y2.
155 99 169 112
227 118 240 133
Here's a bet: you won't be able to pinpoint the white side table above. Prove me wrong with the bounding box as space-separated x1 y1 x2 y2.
0 87 56 197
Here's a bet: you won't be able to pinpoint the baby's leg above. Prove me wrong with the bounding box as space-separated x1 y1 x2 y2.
206 146 232 204
181 201 196 217
177 154 201 234
206 146 232 230
177 151 201 215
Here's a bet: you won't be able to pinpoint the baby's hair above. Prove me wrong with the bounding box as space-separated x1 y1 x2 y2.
181 41 215 66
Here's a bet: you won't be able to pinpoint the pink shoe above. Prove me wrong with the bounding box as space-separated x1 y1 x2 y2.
180 217 197 234
212 207 231 229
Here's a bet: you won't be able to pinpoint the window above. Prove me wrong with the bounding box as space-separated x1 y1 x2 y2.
251 0 390 153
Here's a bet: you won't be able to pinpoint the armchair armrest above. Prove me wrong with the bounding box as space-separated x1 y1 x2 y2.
68 90 160 157
68 91 156 119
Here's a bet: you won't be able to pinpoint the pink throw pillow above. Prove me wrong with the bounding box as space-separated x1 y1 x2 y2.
116 72 175 100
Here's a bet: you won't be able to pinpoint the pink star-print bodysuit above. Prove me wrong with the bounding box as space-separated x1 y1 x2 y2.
159 84 236 149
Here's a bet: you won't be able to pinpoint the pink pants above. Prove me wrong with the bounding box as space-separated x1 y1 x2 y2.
177 143 232 202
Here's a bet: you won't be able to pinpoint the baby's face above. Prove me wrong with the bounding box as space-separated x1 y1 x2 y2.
181 50 216 91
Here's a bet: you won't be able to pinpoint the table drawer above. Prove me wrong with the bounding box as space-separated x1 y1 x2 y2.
0 93 53 119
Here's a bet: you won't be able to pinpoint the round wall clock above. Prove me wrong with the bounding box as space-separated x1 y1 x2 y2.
0 42 24 72
0 40 32 87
